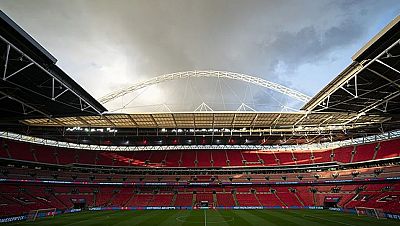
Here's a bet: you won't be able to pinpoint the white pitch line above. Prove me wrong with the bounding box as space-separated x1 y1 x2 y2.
204 210 207 226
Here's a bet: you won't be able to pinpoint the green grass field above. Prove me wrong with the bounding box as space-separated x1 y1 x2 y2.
8 209 400 226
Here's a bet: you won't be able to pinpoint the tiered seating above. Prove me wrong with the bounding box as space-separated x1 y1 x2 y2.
165 151 181 167
34 146 57 164
216 193 235 206
197 151 211 167
353 143 376 162
294 186 314 206
345 191 400 214
257 193 281 207
96 152 116 166
312 149 332 163
126 194 153 207
110 152 131 166
57 148 77 165
0 182 399 217
0 143 9 158
8 142 34 162
149 151 166 166
148 194 173 206
236 194 260 206
111 188 132 206
376 139 400 159
258 151 276 165
1 138 400 217
333 146 353 163
181 151 196 167
275 191 302 207
175 193 193 206
211 151 227 167
225 150 244 166
196 193 214 204
241 150 260 165
276 151 295 165
2 138 400 167
94 187 114 206
293 151 312 165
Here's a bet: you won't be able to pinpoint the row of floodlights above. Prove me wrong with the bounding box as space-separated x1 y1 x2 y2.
66 127 118 133
66 126 345 134
165 128 246 133
66 127 246 134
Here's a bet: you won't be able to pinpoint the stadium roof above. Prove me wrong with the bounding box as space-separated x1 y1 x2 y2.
1 12 400 147
303 15 400 115
0 10 107 122
10 111 391 146
22 111 386 130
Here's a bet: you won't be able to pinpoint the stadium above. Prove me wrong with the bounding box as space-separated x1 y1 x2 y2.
0 3 400 226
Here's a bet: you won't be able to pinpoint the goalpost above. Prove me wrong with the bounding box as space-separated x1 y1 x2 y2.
355 207 385 219
26 208 57 222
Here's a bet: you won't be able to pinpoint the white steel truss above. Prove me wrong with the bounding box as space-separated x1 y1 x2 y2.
0 34 103 115
308 38 400 114
98 70 312 104
1 130 399 152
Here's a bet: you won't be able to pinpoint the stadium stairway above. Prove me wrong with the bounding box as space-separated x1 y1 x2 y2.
312 192 317 206
274 193 287 207
213 193 217 206
92 193 97 206
122 193 135 207
343 194 358 209
294 193 305 207
232 192 239 206
350 146 356 163
192 193 196 207
170 193 177 206
254 193 262 206
107 192 118 206
372 143 380 160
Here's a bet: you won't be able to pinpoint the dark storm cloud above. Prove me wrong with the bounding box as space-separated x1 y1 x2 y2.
1 0 399 111
268 20 363 70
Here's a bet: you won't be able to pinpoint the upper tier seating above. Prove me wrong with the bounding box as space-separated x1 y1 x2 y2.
1 138 400 168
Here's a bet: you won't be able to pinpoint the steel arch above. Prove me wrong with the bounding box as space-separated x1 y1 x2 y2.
98 70 311 104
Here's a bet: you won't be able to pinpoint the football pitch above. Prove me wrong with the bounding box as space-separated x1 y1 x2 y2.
8 209 400 226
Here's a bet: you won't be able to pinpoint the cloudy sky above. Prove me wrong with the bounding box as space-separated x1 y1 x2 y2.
1 0 399 112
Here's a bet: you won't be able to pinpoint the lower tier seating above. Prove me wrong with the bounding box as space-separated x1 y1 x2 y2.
0 181 399 217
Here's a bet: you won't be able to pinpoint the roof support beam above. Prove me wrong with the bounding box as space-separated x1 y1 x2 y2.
0 90 51 118
305 38 400 111
366 68 400 90
358 90 400 114
0 34 103 115
376 59 400 75
340 86 357 97
2 44 10 80
3 62 33 80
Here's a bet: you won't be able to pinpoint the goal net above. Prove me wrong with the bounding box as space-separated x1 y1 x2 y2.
26 208 57 222
355 207 385 219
